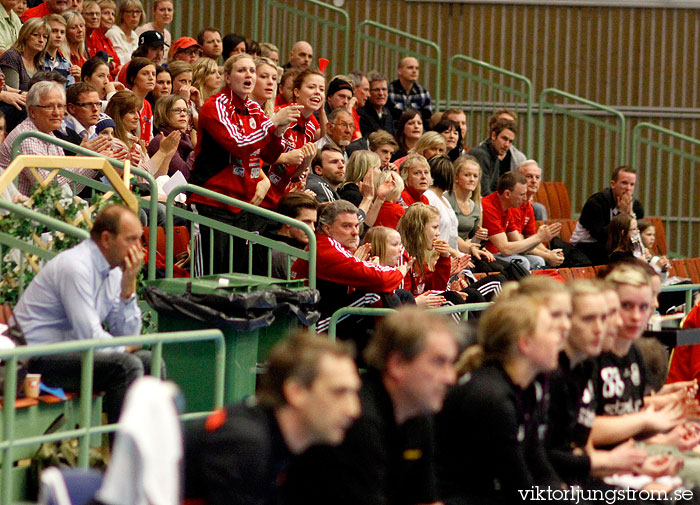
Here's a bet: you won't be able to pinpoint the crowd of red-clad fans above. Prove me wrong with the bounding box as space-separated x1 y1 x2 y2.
4 2 700 504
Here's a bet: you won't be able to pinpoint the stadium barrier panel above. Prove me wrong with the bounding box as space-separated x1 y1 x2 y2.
0 330 225 505
537 88 626 218
7 132 159 280
162 184 317 291
354 20 442 106
631 122 700 258
261 0 351 75
446 54 535 155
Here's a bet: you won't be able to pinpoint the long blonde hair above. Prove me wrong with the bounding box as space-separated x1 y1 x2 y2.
397 202 440 279
254 57 277 117
412 131 445 157
63 10 88 62
12 18 50 69
363 226 401 266
342 150 380 188
457 294 543 374
192 57 221 102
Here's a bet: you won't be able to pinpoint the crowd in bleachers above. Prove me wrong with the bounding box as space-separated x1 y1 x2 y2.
4 1 700 503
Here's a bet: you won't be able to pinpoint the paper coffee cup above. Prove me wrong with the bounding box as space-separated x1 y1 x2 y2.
24 374 41 398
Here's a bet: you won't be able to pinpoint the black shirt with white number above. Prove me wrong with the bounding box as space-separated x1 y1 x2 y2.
593 345 646 417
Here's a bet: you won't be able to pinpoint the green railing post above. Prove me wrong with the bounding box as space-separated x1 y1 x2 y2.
0 358 17 505
251 0 260 40
262 0 350 74
9 132 158 280
354 20 441 105
78 349 94 468
537 89 626 214
446 55 534 155
631 122 700 257
0 329 226 505
163 184 317 290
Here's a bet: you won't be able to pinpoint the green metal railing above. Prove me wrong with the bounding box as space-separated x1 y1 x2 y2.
261 0 351 75
631 122 700 258
446 55 535 155
8 131 158 280
0 201 90 301
327 303 491 340
537 89 626 216
163 185 317 289
660 283 700 313
0 329 225 505
355 20 442 105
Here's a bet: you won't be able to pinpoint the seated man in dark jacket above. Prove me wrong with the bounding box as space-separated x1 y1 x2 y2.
569 166 644 266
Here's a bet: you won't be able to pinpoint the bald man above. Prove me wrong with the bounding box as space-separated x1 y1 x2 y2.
285 40 313 70
388 56 433 125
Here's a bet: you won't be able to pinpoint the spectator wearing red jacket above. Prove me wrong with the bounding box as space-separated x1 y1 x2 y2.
85 0 121 79
188 53 301 275
291 200 408 337
373 170 405 229
398 153 430 209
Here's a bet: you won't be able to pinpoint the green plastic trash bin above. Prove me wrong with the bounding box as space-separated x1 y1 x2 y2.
144 274 318 412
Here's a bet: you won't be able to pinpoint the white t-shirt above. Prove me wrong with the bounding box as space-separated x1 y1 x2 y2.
425 189 460 251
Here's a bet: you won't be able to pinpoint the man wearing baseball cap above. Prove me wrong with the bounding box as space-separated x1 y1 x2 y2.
169 37 201 65
116 30 168 86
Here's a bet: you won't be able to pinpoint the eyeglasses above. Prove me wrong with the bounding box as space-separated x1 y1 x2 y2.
334 122 355 130
123 9 141 14
181 48 201 56
74 102 101 109
33 104 66 112
170 108 189 115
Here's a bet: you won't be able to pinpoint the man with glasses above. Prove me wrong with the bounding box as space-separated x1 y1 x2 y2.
168 36 200 65
358 70 394 137
316 108 354 162
0 80 99 195
57 82 101 142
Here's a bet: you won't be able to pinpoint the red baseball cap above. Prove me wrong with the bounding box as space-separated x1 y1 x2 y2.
169 37 201 59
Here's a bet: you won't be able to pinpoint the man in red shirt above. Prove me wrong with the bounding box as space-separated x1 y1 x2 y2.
291 200 409 336
21 0 67 22
481 172 559 271
509 160 565 267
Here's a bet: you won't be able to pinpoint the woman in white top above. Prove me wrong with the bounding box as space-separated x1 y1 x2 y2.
134 0 171 64
106 0 143 65
424 155 461 253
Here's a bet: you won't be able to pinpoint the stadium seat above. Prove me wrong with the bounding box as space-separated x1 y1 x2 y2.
686 258 700 284
547 219 578 244
570 266 596 279
556 268 573 281
534 182 571 219
669 259 688 278
143 226 190 258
